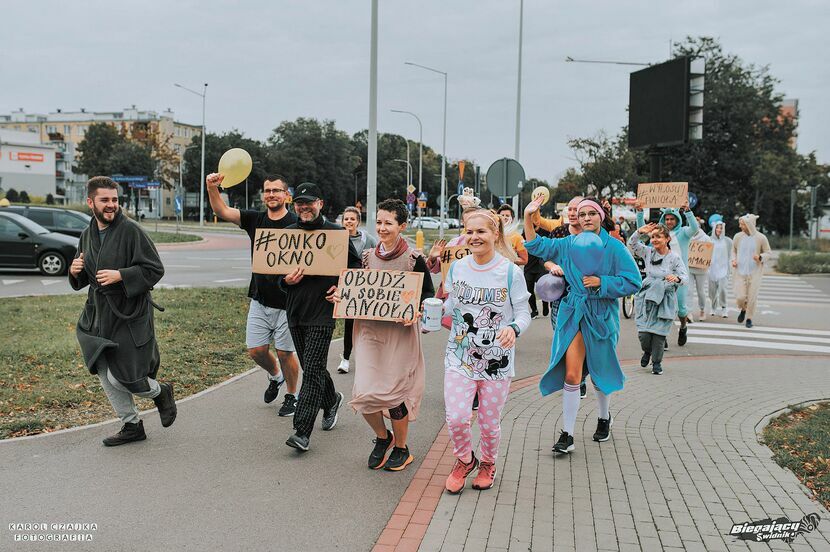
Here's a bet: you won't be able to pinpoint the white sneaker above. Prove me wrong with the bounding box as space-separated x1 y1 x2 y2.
721 309 728 318
699 310 706 321
337 355 350 374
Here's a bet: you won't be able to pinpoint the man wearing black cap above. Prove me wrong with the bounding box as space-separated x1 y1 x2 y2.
281 182 362 452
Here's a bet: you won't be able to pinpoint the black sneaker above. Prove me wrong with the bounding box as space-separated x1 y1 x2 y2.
745 319 753 328
737 310 746 323
285 433 310 452
678 327 688 347
552 431 575 454
103 420 146 447
152 382 177 427
640 351 651 367
593 415 613 442
322 392 343 431
278 394 297 417
542 303 550 317
264 376 284 404
368 430 395 470
652 363 663 375
472 392 479 411
580 382 587 399
384 446 414 471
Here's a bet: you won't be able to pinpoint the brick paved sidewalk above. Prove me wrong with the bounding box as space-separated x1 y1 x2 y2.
379 355 830 552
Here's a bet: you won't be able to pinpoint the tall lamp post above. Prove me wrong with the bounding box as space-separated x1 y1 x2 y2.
174 82 207 227
405 61 447 238
393 159 414 198
513 0 524 215
391 109 423 218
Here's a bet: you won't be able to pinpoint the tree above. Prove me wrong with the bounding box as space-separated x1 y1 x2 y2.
46 194 55 205
108 142 154 179
5 189 19 202
74 123 123 176
567 130 641 200
19 191 30 204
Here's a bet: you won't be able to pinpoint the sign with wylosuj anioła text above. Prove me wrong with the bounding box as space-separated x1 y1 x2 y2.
333 269 424 322
688 241 714 270
637 182 689 208
251 229 349 276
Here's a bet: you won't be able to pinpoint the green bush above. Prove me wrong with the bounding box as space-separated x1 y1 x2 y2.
777 252 830 274
768 235 830 252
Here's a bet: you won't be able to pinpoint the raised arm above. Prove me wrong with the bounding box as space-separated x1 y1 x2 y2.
206 173 241 226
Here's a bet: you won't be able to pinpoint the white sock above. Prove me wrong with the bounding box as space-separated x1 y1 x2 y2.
563 383 581 435
595 388 610 420
268 372 284 383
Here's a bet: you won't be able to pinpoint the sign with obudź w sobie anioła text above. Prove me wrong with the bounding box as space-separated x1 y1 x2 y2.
636 182 688 208
333 269 424 322
687 241 714 270
251 229 349 276
441 245 472 283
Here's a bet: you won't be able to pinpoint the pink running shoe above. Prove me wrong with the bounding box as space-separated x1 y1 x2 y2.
445 454 478 494
472 461 496 490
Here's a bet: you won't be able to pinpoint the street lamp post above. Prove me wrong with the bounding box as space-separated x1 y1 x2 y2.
406 61 447 238
393 159 413 198
175 82 208 227
390 109 423 218
178 144 199 232
513 0 524 215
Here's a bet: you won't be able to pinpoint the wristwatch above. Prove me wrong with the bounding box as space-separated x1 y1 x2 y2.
509 323 521 337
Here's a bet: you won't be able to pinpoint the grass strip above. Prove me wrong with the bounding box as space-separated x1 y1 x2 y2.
762 402 830 511
0 287 342 439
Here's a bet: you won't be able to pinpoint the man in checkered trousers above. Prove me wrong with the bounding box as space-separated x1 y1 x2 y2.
279 182 362 452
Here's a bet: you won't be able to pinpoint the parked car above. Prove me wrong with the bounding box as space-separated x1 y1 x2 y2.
1 206 91 237
411 216 449 230
0 212 79 276
446 218 461 229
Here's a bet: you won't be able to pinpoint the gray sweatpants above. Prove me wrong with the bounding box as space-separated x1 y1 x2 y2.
97 365 161 424
689 272 707 311
638 332 666 366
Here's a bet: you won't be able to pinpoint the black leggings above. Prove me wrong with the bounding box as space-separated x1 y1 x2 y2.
343 318 354 360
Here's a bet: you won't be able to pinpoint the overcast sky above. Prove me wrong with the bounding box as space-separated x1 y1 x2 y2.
2 0 827 184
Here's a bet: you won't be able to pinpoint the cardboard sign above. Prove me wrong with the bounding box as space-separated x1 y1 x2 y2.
637 182 688 208
440 245 472 283
251 229 349 276
333 269 424 322
687 241 714 270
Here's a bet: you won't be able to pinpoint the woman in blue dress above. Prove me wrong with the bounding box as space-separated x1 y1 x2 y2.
524 197 641 454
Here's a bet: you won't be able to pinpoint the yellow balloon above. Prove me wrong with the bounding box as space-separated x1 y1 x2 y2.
217 148 253 188
532 185 550 205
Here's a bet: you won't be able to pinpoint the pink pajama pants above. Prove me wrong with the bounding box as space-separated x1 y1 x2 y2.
444 370 512 463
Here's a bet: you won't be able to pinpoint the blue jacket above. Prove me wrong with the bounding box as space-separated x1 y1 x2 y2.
525 228 642 396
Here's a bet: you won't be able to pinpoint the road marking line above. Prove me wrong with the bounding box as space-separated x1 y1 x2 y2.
687 337 830 354
41 280 62 286
213 278 247 283
164 265 201 268
688 328 830 345
676 321 830 336
2 279 24 285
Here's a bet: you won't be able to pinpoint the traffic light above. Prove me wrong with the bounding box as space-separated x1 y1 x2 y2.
688 58 705 141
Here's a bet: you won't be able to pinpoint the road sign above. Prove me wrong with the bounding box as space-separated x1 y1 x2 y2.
418 191 428 201
486 158 525 198
129 181 160 189
174 196 182 214
418 200 427 209
407 193 416 204
457 182 464 196
407 184 416 194
111 175 148 183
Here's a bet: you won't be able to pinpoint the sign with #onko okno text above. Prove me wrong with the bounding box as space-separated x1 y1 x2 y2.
251 229 349 276
636 182 689 208
687 240 714 270
333 269 424 322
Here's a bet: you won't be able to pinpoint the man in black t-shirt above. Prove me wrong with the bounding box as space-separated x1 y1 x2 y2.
206 172 301 416
278 182 362 452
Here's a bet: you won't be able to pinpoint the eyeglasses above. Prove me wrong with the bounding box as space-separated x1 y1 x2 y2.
577 211 599 219
263 189 287 196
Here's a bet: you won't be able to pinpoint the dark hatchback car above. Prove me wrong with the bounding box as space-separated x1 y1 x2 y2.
0 211 79 276
2 206 91 237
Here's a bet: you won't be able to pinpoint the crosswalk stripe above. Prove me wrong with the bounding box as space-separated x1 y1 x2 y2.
688 328 830 345
687 337 830 354
676 321 830 337
41 280 61 286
